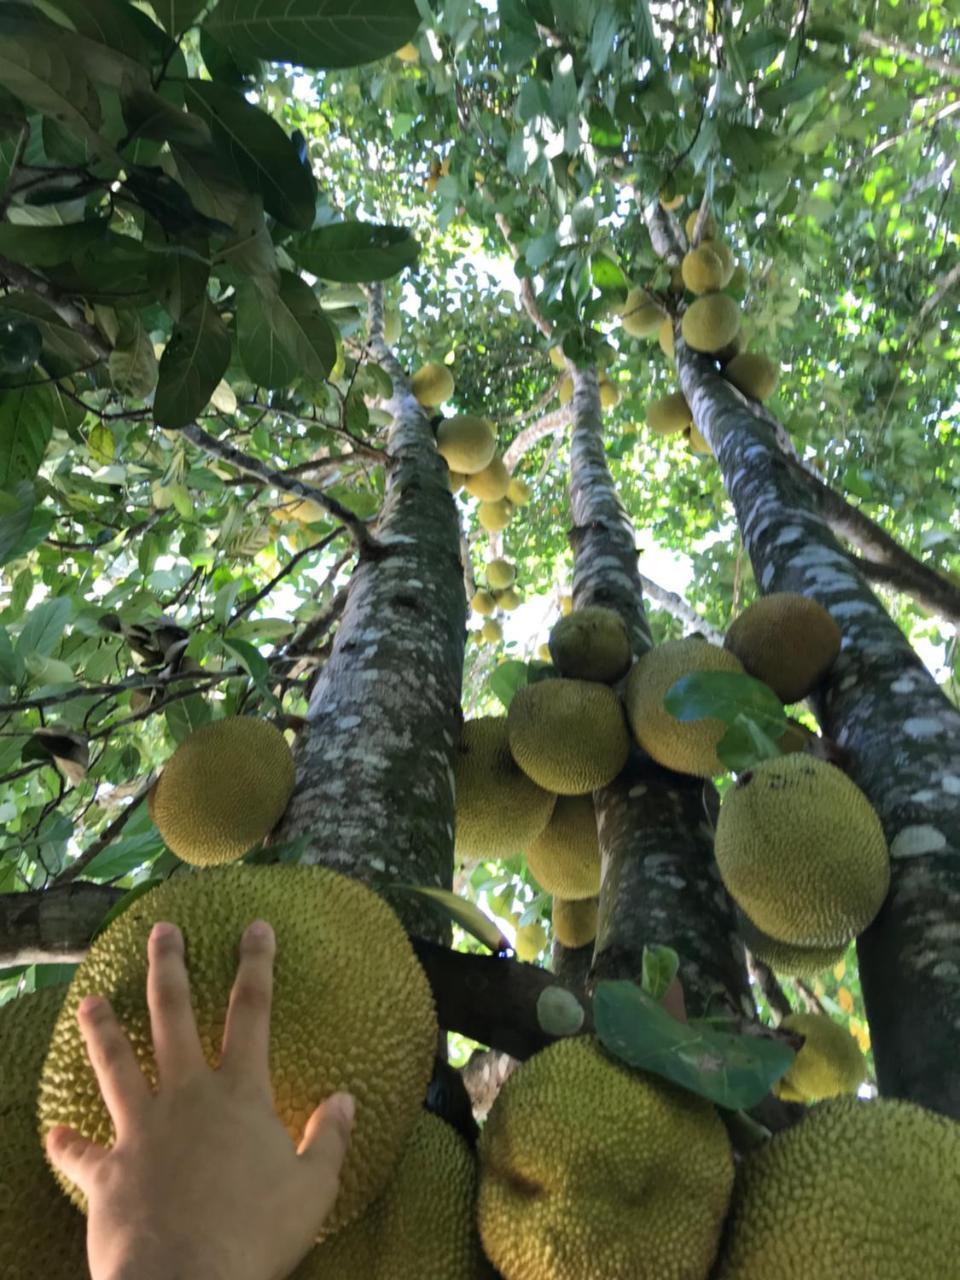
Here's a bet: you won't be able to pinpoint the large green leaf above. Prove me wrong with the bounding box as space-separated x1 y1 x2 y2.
0 386 54 485
289 222 419 282
0 106 27 197
16 595 73 661
154 296 231 429
0 218 108 268
38 0 167 65
205 0 420 69
236 277 299 389
0 479 36 566
261 270 337 383
152 0 209 36
0 292 101 374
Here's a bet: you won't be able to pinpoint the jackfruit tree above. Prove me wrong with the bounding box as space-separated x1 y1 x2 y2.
1 3 960 1278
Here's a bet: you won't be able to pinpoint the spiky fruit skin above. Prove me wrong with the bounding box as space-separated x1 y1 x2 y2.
497 587 522 611
774 1013 866 1103
478 1037 734 1280
0 989 87 1279
478 499 513 532
38 865 437 1233
514 921 548 961
436 415 497 474
681 246 725 294
485 559 516 590
714 754 890 948
507 678 630 795
526 795 600 899
620 287 664 338
552 895 599 948
412 362 454 407
685 210 718 241
293 1112 486 1279
454 718 556 861
558 374 573 405
465 456 510 501
506 476 532 506
723 352 779 402
658 316 676 359
681 294 741 354
715 1097 960 1279
723 593 841 703
599 375 621 409
701 239 735 286
738 914 847 977
148 718 294 866
481 618 503 644
548 607 631 684
624 638 744 777
647 392 692 435
471 590 496 617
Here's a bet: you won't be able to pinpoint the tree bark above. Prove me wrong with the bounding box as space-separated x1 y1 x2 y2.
0 882 124 967
678 343 960 1119
272 290 467 940
568 367 752 1019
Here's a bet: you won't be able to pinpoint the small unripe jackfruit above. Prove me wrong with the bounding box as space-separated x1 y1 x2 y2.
436 415 497 474
558 374 573 405
774 1013 867 1103
685 209 717 242
465 455 509 501
526 795 600 900
647 392 692 435
701 239 735 286
485 559 515 590
507 678 630 795
552 895 599 949
681 246 725 294
454 717 555 861
514 920 548 961
412 362 454 407
548 606 631 683
687 425 712 454
657 316 676 359
714 754 890 948
724 352 779 402
478 498 513 532
481 618 503 644
599 373 621 409
548 344 567 371
506 476 532 506
496 587 522 612
681 294 741 354
149 718 295 866
620 286 664 338
723 593 841 703
471 590 496 617
739 914 847 977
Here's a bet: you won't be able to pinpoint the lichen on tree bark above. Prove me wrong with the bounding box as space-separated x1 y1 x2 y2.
678 344 960 1118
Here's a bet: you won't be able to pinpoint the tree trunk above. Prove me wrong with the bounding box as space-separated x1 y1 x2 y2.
678 344 960 1119
568 367 752 1020
273 292 467 941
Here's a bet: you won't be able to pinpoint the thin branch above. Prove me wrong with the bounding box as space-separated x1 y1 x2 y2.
230 528 345 625
502 404 570 472
858 30 960 79
495 212 554 339
639 574 724 643
0 256 110 359
52 780 153 886
0 667 239 716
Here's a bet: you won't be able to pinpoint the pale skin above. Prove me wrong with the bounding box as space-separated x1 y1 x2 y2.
45 919 355 1280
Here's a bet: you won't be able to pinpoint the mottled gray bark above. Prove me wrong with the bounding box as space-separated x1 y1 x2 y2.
274 290 467 940
569 367 752 1019
0 882 124 967
678 343 960 1119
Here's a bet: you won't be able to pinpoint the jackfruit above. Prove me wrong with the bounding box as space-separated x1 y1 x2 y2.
548 345 567 371
412 362 454 407
148 718 295 866
723 593 841 703
723 352 779 402
715 330 746 365
624 638 744 777
465 455 510 501
552 895 598 949
647 392 692 436
454 717 555 861
714 754 890 948
681 246 726 294
599 373 621 409
728 263 749 293
681 294 741 354
685 209 717 242
687 425 712 454
526 795 600 900
436 415 497 474
739 914 846 977
701 239 735 287
506 476 532 506
548 606 631 683
38 865 437 1233
0 988 87 1279
514 920 548 961
496 587 522 611
714 1096 960 1279
660 190 684 211
481 618 503 644
485 559 516 590
558 374 573 405
478 498 513 532
619 287 664 338
657 316 675 359
560 594 573 616
773 1013 867 1104
383 308 402 345
507 678 630 795
275 497 327 524
448 469 468 493
477 1036 734 1280
293 1112 485 1279
471 590 496 617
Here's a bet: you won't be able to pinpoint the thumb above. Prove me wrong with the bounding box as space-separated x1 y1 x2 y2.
298 1092 355 1181
45 1124 107 1188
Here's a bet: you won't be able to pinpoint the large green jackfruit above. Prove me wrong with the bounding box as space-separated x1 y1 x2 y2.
507 679 630 795
477 1037 734 1280
412 363 454 407
454 718 556 861
714 754 889 948
723 593 841 703
38 865 437 1234
715 1097 960 1279
149 717 295 867
681 295 741 354
526 795 600 900
0 988 87 1280
773 1013 867 1103
738 913 847 977
436 415 496 474
552 895 599 949
547 607 631 684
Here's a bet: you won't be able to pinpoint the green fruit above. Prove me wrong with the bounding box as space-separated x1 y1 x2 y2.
454 717 556 862
507 678 630 795
774 1013 867 1103
548 606 631 683
723 593 840 703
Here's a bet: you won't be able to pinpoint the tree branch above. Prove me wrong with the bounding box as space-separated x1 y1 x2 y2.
52 782 153 887
0 882 124 968
0 255 110 360
495 212 554 339
640 574 724 643
503 404 570 472
858 30 960 79
230 528 345 626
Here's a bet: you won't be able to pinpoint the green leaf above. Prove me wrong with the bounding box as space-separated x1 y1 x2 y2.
488 658 530 710
392 884 509 952
17 595 72 661
757 64 834 113
154 296 232 429
0 484 50 566
0 292 101 374
0 626 22 685
37 0 165 66
108 315 159 399
152 0 209 36
205 0 421 70
120 86 211 148
183 80 317 231
0 108 27 197
0 386 54 485
221 634 270 687
265 270 337 382
641 945 680 1001
594 980 794 1110
199 27 262 84
716 717 786 773
92 876 167 937
290 222 419 282
0 219 108 268
664 670 786 729
164 693 211 744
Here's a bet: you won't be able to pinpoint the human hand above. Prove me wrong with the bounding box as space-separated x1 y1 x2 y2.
45 919 354 1280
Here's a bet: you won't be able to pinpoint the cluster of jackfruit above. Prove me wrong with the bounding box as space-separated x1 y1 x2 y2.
471 557 526 646
551 345 622 411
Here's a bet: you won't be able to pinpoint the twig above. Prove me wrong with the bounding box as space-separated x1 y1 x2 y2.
52 780 153 886
494 212 554 339
230 528 345 625
0 256 110 359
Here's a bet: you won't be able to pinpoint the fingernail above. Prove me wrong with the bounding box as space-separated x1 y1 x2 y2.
150 921 180 944
331 1092 355 1128
245 920 273 942
78 995 106 1019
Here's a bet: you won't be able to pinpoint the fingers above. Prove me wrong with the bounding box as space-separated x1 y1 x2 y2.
298 1092 355 1191
147 922 205 1084
45 1125 108 1189
76 996 150 1135
220 921 275 1088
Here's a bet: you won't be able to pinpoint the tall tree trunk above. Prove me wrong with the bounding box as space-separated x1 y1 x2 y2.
274 292 467 941
567 367 752 1020
677 345 960 1119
